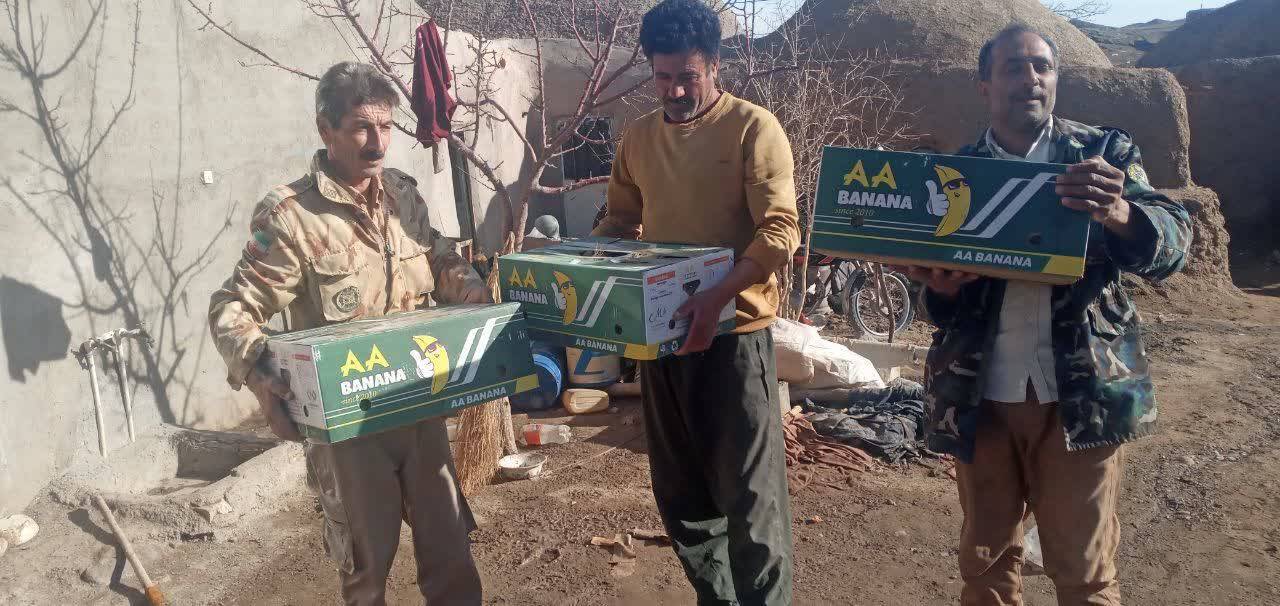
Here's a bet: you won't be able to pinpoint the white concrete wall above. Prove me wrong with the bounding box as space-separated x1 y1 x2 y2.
0 1 649 515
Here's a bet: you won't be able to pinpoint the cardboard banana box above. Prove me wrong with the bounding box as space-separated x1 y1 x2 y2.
499 238 736 360
811 146 1090 284
264 303 538 443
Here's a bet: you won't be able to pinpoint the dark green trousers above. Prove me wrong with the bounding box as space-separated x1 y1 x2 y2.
640 329 793 606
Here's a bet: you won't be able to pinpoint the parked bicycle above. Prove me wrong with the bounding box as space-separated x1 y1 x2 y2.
795 250 915 341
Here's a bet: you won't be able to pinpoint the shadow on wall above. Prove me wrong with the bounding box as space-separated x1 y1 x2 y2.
0 277 72 382
0 1 233 425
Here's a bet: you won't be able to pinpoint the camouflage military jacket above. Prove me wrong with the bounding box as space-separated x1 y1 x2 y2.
921 117 1193 462
209 150 485 388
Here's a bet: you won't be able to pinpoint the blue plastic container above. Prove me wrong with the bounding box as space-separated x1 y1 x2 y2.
510 342 565 412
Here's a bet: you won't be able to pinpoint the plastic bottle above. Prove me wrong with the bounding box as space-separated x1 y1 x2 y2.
520 423 572 446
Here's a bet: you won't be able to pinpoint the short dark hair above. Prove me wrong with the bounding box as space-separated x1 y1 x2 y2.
639 0 721 61
977 24 1058 81
315 62 401 127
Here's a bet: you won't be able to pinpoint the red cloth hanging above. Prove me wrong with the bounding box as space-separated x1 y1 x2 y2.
411 20 457 146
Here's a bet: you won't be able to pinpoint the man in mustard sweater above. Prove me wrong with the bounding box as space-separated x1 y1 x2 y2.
593 1 801 603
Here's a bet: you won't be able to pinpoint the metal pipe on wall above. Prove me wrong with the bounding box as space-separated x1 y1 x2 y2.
83 347 108 456
110 332 136 443
75 326 152 456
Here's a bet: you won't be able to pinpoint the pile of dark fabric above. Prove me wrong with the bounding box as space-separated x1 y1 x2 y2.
803 378 928 464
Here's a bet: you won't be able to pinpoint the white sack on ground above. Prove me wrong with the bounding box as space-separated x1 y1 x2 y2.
771 319 884 390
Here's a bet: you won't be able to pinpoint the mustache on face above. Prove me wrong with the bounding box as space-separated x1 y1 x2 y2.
1012 88 1047 102
665 97 693 106
360 149 386 161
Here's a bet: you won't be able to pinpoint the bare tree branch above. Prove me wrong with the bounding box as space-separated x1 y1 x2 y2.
569 0 596 61
531 174 608 195
588 37 647 109
329 0 412 99
516 0 548 152
1045 0 1111 21
457 98 536 160
186 0 320 80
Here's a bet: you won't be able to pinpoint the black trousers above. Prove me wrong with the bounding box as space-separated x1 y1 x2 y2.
639 329 793 606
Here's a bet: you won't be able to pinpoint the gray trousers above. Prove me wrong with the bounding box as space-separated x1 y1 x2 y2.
639 329 793 606
305 417 482 606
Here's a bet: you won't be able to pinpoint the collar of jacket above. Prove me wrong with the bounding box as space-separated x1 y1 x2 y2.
309 150 393 208
967 115 1089 164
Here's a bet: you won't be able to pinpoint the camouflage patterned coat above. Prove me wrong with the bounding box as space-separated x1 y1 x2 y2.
208 150 486 388
921 117 1194 462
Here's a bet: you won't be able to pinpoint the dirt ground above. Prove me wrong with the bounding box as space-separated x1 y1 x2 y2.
2 290 1279 605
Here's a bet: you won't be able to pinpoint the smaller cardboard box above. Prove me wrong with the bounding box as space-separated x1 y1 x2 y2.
264 303 538 443
811 146 1091 284
499 238 736 359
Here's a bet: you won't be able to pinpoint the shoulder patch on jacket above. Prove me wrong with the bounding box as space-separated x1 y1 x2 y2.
382 168 422 211
277 174 316 198
1126 162 1150 187
260 175 313 214
246 228 275 259
384 167 417 187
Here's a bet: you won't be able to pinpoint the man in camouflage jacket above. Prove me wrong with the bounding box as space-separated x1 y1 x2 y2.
208 63 486 605
904 26 1192 605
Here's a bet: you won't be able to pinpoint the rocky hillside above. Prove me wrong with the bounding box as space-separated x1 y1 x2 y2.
1071 17 1185 66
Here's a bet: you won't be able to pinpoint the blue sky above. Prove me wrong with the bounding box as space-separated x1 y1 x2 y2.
750 0 1238 32
1080 0 1235 26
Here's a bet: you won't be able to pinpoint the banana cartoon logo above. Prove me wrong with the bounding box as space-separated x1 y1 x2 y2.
550 271 578 324
927 165 972 237
409 335 450 394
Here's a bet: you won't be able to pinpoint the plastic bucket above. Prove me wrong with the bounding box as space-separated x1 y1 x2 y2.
565 347 621 388
510 342 565 412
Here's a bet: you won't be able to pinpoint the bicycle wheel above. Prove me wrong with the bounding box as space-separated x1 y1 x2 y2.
845 271 915 340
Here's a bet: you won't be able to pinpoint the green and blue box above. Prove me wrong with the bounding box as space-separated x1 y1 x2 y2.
264 303 538 443
812 146 1090 284
498 238 736 359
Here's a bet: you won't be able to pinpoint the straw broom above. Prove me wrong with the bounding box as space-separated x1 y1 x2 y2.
454 260 520 494
454 400 507 494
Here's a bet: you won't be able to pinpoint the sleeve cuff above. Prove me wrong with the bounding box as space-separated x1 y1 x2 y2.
742 238 791 274
226 336 267 390
1103 201 1160 269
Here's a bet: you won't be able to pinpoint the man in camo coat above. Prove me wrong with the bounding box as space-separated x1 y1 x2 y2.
902 25 1193 605
208 62 486 605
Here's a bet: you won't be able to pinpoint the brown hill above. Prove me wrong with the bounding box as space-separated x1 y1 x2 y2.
772 0 1110 67
1138 0 1280 67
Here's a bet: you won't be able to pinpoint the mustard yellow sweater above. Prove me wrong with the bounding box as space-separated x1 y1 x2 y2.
593 93 800 333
